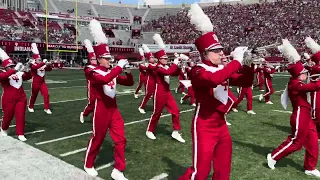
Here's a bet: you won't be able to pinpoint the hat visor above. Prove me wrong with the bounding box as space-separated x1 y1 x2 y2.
207 44 224 51
100 55 112 59
160 55 168 59
300 68 308 74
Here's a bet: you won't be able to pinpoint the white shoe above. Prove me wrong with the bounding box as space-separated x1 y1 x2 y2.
138 107 146 114
226 121 231 126
80 112 84 123
232 108 238 112
182 92 186 95
84 166 98 177
111 168 128 180
171 131 185 143
146 131 156 140
259 89 265 92
247 110 256 115
1 129 7 136
44 109 52 114
305 169 320 178
180 97 184 104
267 153 276 170
229 86 232 89
236 88 240 94
191 103 196 107
266 101 273 105
134 94 138 98
28 107 34 113
18 135 27 141
175 88 178 93
259 94 263 101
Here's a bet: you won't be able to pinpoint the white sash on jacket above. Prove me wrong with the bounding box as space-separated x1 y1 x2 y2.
158 64 170 84
281 84 289 109
197 63 228 105
37 65 46 77
9 71 24 89
94 69 117 98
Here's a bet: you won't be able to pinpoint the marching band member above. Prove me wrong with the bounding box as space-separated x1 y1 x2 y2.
84 19 133 179
180 59 196 106
305 37 320 139
80 39 98 123
0 48 31 141
146 33 185 143
179 4 249 179
138 44 157 114
258 61 277 104
175 53 186 94
267 39 320 178
253 63 265 91
231 60 256 115
28 43 53 114
134 48 147 98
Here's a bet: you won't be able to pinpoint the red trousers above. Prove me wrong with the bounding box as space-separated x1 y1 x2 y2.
182 87 195 104
311 91 320 139
147 89 181 132
179 110 232 180
28 82 50 109
1 96 27 135
139 77 155 109
253 73 264 90
176 76 185 93
271 106 318 170
84 99 126 170
263 78 274 102
233 87 253 111
134 75 146 94
83 96 95 117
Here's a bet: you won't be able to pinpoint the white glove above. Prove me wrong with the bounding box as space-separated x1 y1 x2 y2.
173 58 180 65
231 46 248 64
179 54 189 61
14 63 23 71
117 59 129 68
43 59 48 63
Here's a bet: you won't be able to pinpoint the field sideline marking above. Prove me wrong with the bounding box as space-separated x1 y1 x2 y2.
37 108 195 146
150 173 169 180
25 129 45 135
96 161 115 171
272 110 292 114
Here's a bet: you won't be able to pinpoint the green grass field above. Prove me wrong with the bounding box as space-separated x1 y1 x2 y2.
1 69 317 180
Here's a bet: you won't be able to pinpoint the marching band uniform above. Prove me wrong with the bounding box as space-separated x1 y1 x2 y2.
253 64 264 91
180 62 195 106
267 41 320 177
134 48 147 98
146 34 185 143
179 4 248 179
175 67 186 94
84 19 132 179
0 49 31 142
231 64 256 114
138 44 157 114
80 39 97 123
259 63 276 104
28 43 52 114
305 38 320 139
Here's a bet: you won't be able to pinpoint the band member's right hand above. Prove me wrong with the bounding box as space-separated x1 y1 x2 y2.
173 58 180 65
14 63 24 71
117 59 129 68
231 46 248 64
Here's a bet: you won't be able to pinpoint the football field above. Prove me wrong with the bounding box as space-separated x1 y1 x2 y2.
1 69 318 180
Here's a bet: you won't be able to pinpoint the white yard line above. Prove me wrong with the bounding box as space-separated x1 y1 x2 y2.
150 173 169 180
272 110 292 114
96 161 115 171
252 89 284 98
60 148 88 157
24 129 45 135
24 86 86 92
38 108 194 147
9 125 16 128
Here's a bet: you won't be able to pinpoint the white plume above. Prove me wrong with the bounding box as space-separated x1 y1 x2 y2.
142 44 150 53
138 48 144 56
180 54 189 60
31 43 39 55
84 39 94 53
153 33 166 49
281 39 300 63
188 3 213 34
304 53 310 59
305 37 320 54
0 48 9 61
89 19 108 45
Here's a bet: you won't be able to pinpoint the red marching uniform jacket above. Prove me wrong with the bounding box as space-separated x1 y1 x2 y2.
0 69 32 99
154 63 179 94
138 63 147 82
263 65 276 80
89 66 134 107
30 62 52 84
84 64 97 100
